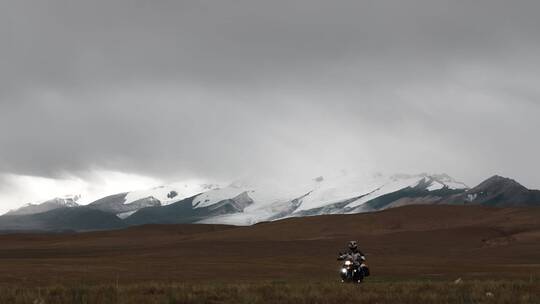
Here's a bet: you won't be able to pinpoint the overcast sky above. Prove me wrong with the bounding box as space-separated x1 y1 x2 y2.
1 0 539 212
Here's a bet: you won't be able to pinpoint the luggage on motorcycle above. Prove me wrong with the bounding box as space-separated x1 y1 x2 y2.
361 264 370 277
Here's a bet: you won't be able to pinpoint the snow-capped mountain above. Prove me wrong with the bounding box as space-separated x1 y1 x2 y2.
4 183 221 218
4 172 538 232
441 175 540 207
5 195 81 216
2 172 470 227
124 183 220 206
87 183 220 218
193 173 469 225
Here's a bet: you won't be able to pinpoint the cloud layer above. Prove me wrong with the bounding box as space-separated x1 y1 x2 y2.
1 0 539 209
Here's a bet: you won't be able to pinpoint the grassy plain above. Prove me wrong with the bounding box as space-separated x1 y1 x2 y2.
1 280 539 304
1 205 539 303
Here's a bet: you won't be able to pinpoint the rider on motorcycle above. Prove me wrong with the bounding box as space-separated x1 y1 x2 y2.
337 241 365 266
337 240 369 281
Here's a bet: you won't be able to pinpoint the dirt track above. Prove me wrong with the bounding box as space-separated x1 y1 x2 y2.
1 205 539 287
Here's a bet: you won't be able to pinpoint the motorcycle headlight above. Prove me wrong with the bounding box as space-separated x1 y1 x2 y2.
344 261 352 266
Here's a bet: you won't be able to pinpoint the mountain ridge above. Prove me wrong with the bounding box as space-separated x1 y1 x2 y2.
5 195 81 216
1 173 538 232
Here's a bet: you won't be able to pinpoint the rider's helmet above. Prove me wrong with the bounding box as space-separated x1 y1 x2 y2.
348 240 358 251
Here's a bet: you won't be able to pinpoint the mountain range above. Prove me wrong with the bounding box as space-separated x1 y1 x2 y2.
1 173 538 232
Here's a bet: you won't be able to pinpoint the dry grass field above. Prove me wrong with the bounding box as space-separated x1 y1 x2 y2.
0 205 539 303
0 280 539 304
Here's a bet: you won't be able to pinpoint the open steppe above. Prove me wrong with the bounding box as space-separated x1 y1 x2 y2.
0 205 539 303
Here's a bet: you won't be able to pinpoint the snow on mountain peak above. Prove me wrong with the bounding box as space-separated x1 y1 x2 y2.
328 173 468 209
27 194 81 207
6 194 81 215
123 182 221 206
193 172 468 216
192 172 467 226
4 172 469 223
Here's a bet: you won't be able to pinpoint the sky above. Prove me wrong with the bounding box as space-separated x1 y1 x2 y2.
1 0 539 213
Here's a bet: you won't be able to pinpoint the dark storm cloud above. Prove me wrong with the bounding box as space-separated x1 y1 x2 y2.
0 0 539 186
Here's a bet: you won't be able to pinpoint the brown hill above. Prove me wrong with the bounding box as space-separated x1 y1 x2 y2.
0 205 539 286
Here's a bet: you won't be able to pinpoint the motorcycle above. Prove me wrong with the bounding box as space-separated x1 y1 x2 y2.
338 254 369 283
